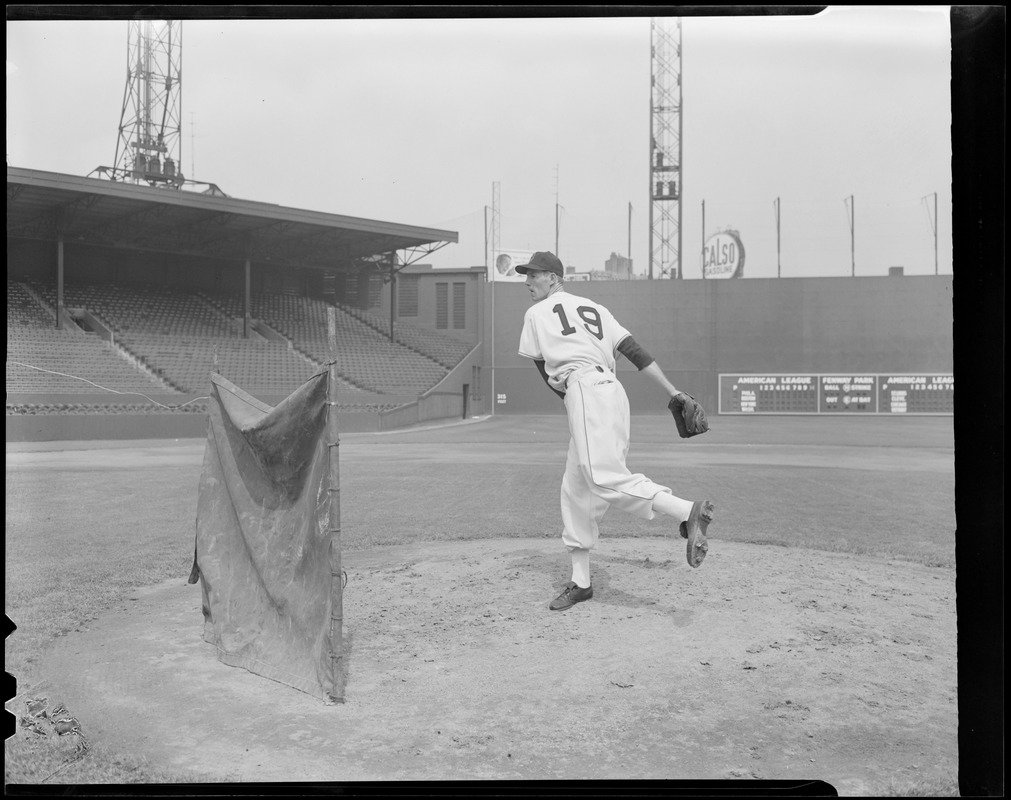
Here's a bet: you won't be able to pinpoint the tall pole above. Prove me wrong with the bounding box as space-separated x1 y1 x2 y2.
325 307 345 704
483 203 491 416
554 164 560 259
921 192 939 275
628 202 632 268
647 169 654 280
775 197 781 278
933 192 938 275
487 271 491 418
490 182 499 417
700 199 705 279
847 194 855 277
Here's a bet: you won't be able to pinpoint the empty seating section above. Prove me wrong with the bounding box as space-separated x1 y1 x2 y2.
341 305 473 369
29 280 238 337
7 323 169 395
203 292 450 394
13 280 333 396
10 279 462 400
8 280 168 395
7 281 56 327
117 334 319 394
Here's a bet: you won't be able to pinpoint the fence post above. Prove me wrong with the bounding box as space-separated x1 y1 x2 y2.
326 307 345 703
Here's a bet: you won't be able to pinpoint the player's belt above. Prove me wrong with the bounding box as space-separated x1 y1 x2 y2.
564 364 609 389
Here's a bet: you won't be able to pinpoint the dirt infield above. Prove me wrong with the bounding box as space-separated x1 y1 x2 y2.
37 536 956 791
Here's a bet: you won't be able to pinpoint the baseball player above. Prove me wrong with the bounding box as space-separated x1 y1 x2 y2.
516 251 715 611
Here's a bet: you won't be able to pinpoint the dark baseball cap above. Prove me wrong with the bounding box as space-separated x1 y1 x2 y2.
515 251 564 277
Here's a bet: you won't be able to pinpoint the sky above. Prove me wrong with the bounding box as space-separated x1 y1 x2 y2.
6 7 953 279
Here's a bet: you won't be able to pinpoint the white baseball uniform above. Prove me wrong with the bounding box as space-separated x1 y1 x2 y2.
518 287 687 572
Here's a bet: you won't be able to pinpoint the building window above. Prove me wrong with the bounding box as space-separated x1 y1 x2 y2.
436 283 449 329
367 274 383 308
453 282 466 329
344 274 359 307
398 276 419 317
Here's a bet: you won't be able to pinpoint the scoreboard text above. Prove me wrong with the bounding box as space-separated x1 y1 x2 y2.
719 374 953 415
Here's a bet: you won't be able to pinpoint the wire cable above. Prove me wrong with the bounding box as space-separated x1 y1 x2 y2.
6 360 208 410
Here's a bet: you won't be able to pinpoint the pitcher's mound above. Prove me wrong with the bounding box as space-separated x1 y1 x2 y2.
36 538 956 791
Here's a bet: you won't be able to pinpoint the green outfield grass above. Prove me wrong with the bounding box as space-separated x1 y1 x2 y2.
5 413 957 786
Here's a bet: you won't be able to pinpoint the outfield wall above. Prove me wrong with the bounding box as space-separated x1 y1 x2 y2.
485 275 953 415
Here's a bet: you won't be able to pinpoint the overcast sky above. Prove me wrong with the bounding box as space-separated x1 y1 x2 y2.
7 8 953 279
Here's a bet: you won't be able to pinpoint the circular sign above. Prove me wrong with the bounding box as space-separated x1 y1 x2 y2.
701 230 745 279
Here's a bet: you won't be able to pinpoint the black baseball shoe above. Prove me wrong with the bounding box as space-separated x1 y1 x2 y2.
679 500 715 568
549 581 593 611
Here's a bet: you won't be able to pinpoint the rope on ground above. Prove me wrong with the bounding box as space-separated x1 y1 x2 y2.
6 360 208 411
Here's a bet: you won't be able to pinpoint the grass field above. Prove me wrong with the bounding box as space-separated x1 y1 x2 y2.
5 413 958 788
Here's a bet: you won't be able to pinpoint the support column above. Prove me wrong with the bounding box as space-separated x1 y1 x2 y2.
56 235 65 330
389 260 396 343
243 257 251 338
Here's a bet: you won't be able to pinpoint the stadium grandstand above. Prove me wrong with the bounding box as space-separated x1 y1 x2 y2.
7 166 469 438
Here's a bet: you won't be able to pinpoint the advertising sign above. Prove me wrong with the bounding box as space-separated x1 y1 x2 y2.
489 249 536 283
701 230 745 279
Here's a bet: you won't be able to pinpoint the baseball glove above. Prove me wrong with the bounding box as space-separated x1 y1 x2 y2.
668 392 710 438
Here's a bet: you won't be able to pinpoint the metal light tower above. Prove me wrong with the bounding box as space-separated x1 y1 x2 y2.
112 20 185 187
648 17 683 279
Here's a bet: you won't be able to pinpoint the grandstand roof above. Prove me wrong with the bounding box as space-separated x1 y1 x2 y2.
6 166 458 270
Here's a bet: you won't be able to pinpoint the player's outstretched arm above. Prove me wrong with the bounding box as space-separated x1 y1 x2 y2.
640 361 680 400
616 336 680 400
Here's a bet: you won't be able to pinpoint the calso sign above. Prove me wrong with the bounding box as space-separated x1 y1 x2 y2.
701 230 745 279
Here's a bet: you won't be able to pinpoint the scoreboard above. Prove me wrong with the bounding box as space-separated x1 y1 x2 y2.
719 374 954 415
879 374 954 414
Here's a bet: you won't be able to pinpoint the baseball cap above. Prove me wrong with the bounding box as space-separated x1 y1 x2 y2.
515 251 564 277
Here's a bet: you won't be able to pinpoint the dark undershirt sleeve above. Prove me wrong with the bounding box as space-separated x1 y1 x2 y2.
616 336 655 370
535 359 566 400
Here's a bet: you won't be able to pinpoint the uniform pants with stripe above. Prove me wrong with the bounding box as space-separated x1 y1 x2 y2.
560 370 675 553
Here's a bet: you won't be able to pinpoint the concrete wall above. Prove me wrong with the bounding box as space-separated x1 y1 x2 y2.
486 275 953 416
6 413 208 442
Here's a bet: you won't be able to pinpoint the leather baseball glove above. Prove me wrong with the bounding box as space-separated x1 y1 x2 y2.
668 392 710 438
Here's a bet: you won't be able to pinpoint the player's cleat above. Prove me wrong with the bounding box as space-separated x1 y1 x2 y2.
680 500 715 568
549 581 593 611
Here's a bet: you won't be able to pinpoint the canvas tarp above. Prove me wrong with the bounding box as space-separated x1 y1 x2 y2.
189 371 341 701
